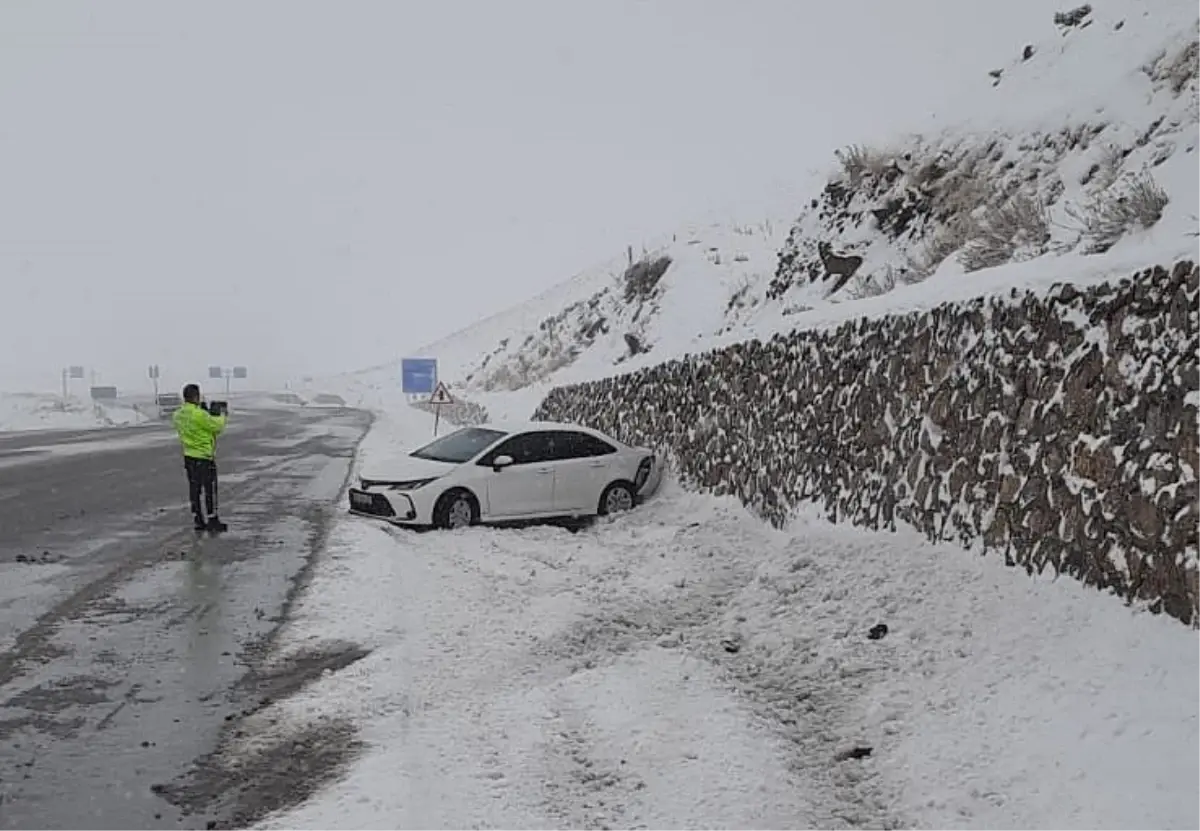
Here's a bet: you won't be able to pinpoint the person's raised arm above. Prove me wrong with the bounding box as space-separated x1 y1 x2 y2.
201 407 227 436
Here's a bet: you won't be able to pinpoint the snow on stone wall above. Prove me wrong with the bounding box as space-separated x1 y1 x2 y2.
535 259 1200 625
409 397 490 426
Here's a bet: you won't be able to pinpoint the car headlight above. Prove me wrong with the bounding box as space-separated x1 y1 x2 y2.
387 477 439 491
360 477 439 491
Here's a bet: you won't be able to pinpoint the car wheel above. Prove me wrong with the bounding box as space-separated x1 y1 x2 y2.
434 489 478 530
598 481 635 516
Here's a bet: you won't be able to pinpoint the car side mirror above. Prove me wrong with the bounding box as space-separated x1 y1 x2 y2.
491 454 514 471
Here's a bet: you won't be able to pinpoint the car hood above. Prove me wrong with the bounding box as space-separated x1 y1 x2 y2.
360 453 458 485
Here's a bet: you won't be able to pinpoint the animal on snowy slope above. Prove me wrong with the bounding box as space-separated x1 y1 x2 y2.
817 241 865 295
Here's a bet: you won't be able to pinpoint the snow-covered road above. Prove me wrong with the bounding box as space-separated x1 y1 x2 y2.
250 407 1199 830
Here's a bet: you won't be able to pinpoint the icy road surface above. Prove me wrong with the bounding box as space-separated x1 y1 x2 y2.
0 404 371 829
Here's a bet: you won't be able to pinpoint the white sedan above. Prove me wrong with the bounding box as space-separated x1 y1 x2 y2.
347 420 663 529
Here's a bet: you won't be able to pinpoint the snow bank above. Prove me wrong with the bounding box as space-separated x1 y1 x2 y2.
245 409 1198 830
0 392 150 432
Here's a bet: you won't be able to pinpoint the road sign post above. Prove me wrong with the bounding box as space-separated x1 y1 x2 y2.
61 365 85 405
428 381 454 436
149 364 161 400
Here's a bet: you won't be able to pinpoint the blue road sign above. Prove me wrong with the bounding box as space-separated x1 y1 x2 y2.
401 358 438 394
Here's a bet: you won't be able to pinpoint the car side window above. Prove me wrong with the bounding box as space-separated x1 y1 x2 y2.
480 435 529 466
543 431 581 461
479 431 558 466
525 431 560 463
566 431 617 458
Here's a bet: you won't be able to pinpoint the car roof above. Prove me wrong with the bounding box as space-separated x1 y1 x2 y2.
479 419 617 440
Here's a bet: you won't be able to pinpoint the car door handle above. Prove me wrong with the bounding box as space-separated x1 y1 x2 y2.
535 467 553 474
587 461 606 468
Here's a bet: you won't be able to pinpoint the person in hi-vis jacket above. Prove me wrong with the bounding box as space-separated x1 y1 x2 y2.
172 383 228 532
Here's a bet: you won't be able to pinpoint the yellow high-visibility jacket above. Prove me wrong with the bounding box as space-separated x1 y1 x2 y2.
172 402 226 460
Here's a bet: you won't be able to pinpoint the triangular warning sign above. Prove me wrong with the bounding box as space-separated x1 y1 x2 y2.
429 381 454 405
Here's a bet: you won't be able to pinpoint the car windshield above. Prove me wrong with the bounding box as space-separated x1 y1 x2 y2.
409 427 507 464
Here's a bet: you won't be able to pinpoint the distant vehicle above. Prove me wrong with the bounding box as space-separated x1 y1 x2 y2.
311 393 346 407
156 392 183 419
348 421 663 530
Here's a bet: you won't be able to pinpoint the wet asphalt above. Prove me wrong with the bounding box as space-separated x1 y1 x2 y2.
0 404 372 829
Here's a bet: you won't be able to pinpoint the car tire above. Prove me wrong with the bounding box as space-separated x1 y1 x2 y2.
433 489 479 530
597 481 636 517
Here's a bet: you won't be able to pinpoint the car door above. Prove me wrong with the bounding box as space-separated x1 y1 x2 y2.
550 430 618 514
477 431 558 518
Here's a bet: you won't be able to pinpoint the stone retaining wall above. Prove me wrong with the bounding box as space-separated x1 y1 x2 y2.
535 260 1200 624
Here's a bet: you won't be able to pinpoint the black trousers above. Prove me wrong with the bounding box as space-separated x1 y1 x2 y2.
184 456 218 519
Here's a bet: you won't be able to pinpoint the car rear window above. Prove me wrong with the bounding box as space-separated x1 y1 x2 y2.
410 427 507 464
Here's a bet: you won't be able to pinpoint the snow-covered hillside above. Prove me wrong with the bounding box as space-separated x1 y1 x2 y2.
0 392 149 432
305 1 1198 424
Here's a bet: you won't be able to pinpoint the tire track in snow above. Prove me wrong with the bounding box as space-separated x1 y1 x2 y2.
501 498 898 829
534 693 644 830
254 489 896 828
414 494 894 827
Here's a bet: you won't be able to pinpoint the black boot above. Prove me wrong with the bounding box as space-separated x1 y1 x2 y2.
207 515 228 533
193 515 208 532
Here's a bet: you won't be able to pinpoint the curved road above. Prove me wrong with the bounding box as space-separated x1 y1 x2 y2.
0 404 371 829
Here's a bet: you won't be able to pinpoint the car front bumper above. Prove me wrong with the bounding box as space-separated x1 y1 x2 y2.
348 484 438 526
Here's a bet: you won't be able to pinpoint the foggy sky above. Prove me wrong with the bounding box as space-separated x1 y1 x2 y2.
0 0 1059 394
